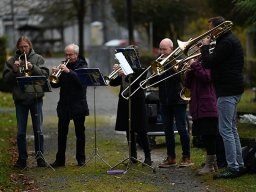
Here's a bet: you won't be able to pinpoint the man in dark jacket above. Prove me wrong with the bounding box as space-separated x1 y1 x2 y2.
201 16 245 179
156 38 193 168
50 44 89 167
3 36 49 169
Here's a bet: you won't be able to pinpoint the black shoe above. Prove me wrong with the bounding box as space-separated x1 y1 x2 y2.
129 158 137 164
239 166 247 176
50 160 65 168
143 156 152 166
37 158 47 167
77 160 85 166
213 168 240 179
14 159 27 169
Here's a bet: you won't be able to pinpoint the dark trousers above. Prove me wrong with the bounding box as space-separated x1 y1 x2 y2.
56 116 86 163
202 135 217 155
126 129 151 158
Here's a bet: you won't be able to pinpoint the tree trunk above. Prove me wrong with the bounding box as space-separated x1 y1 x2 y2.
78 0 85 56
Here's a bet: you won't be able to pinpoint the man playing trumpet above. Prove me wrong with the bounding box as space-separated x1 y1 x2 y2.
50 43 89 167
3 36 49 169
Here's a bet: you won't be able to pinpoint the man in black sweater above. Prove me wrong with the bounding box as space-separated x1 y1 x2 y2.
200 16 245 179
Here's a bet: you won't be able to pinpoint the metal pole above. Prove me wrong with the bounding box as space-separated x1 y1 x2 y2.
126 0 134 45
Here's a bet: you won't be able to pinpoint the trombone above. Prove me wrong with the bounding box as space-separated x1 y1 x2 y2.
139 52 201 90
49 59 70 84
18 52 31 77
138 47 187 88
120 47 188 99
120 47 183 99
139 21 231 90
177 20 233 55
120 67 148 100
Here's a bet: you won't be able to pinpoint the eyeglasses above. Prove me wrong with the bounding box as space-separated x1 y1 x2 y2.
65 53 75 57
19 45 29 49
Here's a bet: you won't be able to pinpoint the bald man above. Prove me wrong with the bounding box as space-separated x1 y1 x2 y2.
156 38 193 168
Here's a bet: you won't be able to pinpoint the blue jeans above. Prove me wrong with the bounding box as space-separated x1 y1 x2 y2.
15 100 44 160
161 104 190 159
217 95 244 171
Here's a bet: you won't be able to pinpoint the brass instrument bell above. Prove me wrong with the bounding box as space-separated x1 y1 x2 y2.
18 52 31 77
49 59 70 84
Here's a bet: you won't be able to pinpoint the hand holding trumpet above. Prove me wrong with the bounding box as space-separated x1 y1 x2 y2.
50 59 70 84
14 54 33 75
52 63 70 74
112 64 124 76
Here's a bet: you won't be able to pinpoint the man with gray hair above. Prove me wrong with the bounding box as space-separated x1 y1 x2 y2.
50 43 89 167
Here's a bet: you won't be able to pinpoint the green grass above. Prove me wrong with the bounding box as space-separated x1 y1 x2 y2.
0 91 14 108
0 92 17 191
1 89 256 191
238 89 256 113
0 112 16 191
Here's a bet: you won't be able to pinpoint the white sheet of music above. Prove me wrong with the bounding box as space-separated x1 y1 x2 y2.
114 52 134 76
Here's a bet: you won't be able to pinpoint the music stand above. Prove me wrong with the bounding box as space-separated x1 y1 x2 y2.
108 50 155 174
16 76 55 171
75 68 112 168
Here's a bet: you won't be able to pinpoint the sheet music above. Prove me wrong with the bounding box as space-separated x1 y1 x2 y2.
114 52 134 76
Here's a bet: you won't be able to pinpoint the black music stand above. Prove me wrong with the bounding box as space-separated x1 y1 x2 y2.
16 76 55 171
75 68 112 168
108 49 155 174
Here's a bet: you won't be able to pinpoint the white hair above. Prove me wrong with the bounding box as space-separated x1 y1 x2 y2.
65 43 79 54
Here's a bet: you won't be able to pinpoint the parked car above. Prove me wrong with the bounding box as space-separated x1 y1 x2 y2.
144 87 192 147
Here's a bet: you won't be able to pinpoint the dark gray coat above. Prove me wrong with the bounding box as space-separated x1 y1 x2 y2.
51 56 89 119
3 49 49 105
109 70 148 132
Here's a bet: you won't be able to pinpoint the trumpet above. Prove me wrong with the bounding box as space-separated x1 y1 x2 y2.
18 52 31 77
49 59 70 84
104 65 122 85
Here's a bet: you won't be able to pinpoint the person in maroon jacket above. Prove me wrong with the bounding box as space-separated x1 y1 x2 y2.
184 56 219 175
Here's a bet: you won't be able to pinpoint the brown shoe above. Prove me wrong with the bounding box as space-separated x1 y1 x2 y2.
179 157 194 167
158 157 176 168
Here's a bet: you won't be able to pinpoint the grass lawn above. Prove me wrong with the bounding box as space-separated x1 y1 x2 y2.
0 89 256 191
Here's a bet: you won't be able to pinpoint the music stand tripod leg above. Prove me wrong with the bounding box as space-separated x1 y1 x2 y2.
33 84 55 171
109 76 156 173
82 86 112 168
